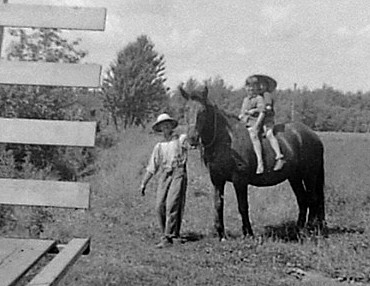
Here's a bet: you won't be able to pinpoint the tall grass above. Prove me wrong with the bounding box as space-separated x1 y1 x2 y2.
57 129 370 285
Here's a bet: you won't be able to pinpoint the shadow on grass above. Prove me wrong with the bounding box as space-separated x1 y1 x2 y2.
180 231 205 242
326 225 365 235
262 221 365 243
263 221 301 242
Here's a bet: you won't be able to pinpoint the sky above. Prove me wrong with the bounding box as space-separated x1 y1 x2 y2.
6 0 370 92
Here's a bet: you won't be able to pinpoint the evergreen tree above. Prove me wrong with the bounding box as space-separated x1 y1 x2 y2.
103 35 168 129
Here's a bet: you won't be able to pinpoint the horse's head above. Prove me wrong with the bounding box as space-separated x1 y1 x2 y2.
179 86 210 148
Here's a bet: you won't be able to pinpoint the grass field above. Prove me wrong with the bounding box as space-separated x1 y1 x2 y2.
31 129 370 285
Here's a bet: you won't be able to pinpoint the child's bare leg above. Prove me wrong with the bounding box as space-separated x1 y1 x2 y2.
248 127 264 174
265 128 285 171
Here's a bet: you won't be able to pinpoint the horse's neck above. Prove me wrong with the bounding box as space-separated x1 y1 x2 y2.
202 106 233 146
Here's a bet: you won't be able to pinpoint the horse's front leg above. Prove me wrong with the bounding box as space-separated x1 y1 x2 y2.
212 181 227 241
233 175 254 237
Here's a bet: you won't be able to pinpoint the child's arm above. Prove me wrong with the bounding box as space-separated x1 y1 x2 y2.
247 108 260 115
263 92 274 115
238 97 251 120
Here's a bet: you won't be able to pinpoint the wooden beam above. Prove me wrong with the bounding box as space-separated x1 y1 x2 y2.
0 4 106 31
0 118 96 147
0 179 90 209
0 238 56 286
27 238 90 286
0 61 102 88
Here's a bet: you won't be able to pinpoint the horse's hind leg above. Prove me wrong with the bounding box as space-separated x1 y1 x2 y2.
233 176 253 237
304 165 325 230
288 178 308 229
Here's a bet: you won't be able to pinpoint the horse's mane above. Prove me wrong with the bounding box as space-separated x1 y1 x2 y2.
206 100 240 124
219 108 240 121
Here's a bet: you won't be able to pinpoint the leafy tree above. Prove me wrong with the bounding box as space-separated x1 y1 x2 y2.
0 28 95 235
168 78 202 125
0 28 94 178
103 35 168 129
7 28 86 63
2 28 87 120
204 76 235 113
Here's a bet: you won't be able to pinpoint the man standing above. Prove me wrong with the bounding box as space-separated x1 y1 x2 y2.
140 113 189 248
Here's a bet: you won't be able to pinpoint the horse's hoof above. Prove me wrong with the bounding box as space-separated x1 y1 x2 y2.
220 237 227 242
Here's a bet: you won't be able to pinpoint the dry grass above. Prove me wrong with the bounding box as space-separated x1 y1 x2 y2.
43 129 370 285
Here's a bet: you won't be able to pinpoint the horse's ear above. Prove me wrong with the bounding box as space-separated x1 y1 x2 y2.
202 86 208 100
179 87 189 100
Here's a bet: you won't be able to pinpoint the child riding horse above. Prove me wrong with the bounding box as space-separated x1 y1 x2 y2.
238 75 285 174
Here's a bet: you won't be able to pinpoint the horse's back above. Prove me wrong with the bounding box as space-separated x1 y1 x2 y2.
232 120 324 179
274 122 324 171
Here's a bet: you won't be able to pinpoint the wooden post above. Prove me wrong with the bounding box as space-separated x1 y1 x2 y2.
0 0 9 58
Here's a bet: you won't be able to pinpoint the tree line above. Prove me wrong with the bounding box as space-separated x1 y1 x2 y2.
169 78 370 133
0 30 369 182
100 34 370 133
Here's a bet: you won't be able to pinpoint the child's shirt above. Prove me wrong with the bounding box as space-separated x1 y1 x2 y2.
239 92 274 126
147 133 188 174
239 94 265 126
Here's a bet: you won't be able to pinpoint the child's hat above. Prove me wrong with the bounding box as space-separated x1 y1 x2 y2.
245 75 277 92
152 113 178 132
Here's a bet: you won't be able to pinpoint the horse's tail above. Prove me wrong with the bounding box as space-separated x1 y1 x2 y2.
316 157 325 225
291 122 326 228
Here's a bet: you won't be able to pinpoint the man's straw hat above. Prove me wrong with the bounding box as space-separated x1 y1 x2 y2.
152 113 178 132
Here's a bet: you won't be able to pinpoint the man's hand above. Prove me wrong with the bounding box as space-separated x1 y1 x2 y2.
140 184 146 196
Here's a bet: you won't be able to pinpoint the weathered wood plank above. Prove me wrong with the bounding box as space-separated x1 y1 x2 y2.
0 179 90 209
0 118 96 147
0 238 56 286
0 4 106 31
27 238 90 286
0 61 102 87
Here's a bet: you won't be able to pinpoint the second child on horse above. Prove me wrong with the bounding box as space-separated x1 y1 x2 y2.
238 75 285 174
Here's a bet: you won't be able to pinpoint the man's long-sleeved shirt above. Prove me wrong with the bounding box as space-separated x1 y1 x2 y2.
147 133 188 174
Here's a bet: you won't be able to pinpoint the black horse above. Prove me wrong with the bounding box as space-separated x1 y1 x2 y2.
180 87 325 240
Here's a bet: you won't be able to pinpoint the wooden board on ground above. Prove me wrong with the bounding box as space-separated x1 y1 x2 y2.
0 61 102 88
27 238 90 286
0 118 96 147
0 238 56 286
0 179 90 209
0 4 106 31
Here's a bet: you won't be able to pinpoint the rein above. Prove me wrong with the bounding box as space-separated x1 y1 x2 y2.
201 105 217 149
